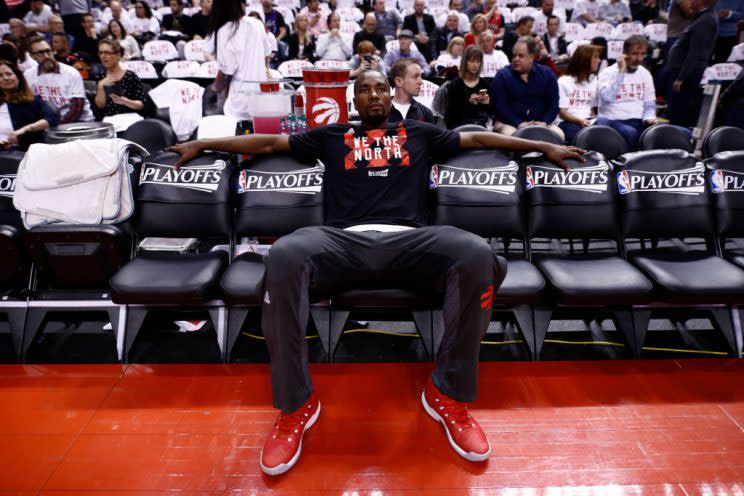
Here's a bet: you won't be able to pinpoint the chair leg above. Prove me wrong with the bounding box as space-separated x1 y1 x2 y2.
412 310 433 360
123 307 148 364
21 309 47 363
225 307 250 363
511 305 534 359
7 306 27 362
431 309 444 359
533 305 552 361
710 307 741 358
632 309 652 357
731 306 743 357
328 309 349 363
613 308 641 359
208 306 226 360
309 306 330 355
107 306 127 363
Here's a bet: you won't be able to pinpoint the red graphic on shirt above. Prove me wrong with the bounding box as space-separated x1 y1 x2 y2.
343 123 410 170
480 285 494 310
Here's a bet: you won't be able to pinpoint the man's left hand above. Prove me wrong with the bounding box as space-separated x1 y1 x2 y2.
672 80 683 93
542 144 585 171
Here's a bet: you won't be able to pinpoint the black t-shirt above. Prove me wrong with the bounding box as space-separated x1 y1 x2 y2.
289 120 460 228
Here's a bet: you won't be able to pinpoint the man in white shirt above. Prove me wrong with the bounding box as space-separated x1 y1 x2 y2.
572 0 601 26
478 30 509 77
436 0 471 34
23 0 54 33
388 58 436 123
532 0 567 35
100 0 135 34
595 35 657 149
25 37 94 123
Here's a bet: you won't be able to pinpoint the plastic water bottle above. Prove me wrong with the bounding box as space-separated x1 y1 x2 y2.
278 117 288 135
297 115 308 133
287 114 297 134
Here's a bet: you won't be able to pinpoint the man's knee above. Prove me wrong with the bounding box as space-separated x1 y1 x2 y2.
264 227 320 277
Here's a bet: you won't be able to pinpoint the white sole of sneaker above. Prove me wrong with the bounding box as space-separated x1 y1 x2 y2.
260 401 321 476
421 391 491 462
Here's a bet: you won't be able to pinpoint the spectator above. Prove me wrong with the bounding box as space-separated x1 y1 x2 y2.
596 35 657 149
599 0 632 26
58 0 91 41
502 16 533 62
101 1 135 35
403 0 436 61
23 0 54 34
590 35 609 72
45 16 68 44
287 14 317 62
94 39 147 117
543 15 568 63
261 0 288 43
316 13 353 61
0 59 57 150
25 37 94 124
491 36 562 138
432 11 463 56
572 0 600 26
719 68 744 128
75 13 101 63
665 0 718 127
372 0 402 41
353 13 386 54
207 0 271 121
131 1 161 44
51 31 88 78
3 33 37 72
383 30 430 76
388 58 436 124
713 0 744 63
8 19 31 45
349 40 386 77
106 19 141 60
430 35 464 74
161 0 192 40
630 0 660 25
300 0 327 37
190 0 212 40
437 0 471 33
533 0 567 35
478 29 508 77
444 45 491 128
464 14 488 46
556 44 600 142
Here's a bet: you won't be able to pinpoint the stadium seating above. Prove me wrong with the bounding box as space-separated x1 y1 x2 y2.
123 118 178 153
574 125 629 160
702 126 744 158
639 124 693 152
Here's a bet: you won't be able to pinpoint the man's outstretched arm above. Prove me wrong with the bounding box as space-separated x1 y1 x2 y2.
167 134 292 169
459 132 585 171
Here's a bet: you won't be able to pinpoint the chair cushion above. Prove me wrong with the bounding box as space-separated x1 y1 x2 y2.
630 250 744 304
493 258 545 305
725 248 744 270
220 253 265 305
535 254 652 305
110 250 228 304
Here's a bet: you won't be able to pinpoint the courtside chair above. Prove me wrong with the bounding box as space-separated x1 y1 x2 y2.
123 119 178 154
574 125 629 161
638 124 693 153
702 126 744 158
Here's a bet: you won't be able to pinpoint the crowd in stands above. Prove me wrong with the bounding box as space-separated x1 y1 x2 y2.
0 0 741 151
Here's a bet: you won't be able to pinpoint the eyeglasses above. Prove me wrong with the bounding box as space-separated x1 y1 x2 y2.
30 49 53 56
98 50 117 56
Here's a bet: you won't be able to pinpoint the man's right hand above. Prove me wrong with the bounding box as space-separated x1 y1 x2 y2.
542 143 586 171
167 140 204 170
617 54 627 73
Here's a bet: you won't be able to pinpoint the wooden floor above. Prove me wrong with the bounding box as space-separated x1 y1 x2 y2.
1 360 744 495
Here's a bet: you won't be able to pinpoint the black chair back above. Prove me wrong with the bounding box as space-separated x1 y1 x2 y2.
703 126 744 158
574 126 629 160
431 149 524 238
135 151 235 238
235 154 323 237
615 150 712 238
123 119 178 153
512 126 565 146
638 124 693 152
705 150 744 236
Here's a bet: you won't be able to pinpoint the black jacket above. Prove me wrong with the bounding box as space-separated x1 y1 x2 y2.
162 12 192 36
403 13 436 36
352 29 386 54
542 33 567 57
665 8 718 83
431 26 462 58
287 33 317 62
388 98 436 124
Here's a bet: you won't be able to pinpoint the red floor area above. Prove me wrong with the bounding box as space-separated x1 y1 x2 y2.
1 360 744 495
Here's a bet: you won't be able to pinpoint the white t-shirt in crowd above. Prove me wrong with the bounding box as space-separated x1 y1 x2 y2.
148 79 204 140
391 101 411 118
23 4 54 30
100 9 135 34
434 53 461 69
597 63 656 121
436 12 470 33
18 54 38 74
556 75 598 123
0 104 14 142
571 0 600 26
131 16 161 35
533 9 567 35
25 63 95 122
481 50 509 78
208 16 272 120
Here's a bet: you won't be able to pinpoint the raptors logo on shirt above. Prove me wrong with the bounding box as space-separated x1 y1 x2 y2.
343 123 410 170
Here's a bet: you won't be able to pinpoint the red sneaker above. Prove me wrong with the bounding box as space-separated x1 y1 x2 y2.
422 378 491 461
260 393 321 475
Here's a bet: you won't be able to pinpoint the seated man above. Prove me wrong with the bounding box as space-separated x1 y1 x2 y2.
596 35 657 150
169 69 582 477
572 0 601 26
491 36 563 139
431 11 463 57
100 0 134 35
23 0 54 34
353 13 387 54
479 29 509 78
542 15 568 63
402 0 436 61
25 36 94 123
161 0 192 41
502 16 534 62
388 58 436 123
599 0 632 26
372 0 402 41
382 30 431 77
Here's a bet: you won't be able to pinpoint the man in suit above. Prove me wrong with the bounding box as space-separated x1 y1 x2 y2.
431 11 462 58
541 15 568 63
403 0 436 61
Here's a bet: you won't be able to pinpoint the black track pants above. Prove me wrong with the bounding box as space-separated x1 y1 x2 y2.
261 225 508 412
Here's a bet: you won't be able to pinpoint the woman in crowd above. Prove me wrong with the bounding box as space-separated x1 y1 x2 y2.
94 39 146 116
131 1 161 44
444 45 491 129
316 12 352 61
2 34 36 72
287 14 317 62
555 44 600 143
349 40 385 77
430 36 463 75
0 59 57 150
106 19 141 60
464 14 489 47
